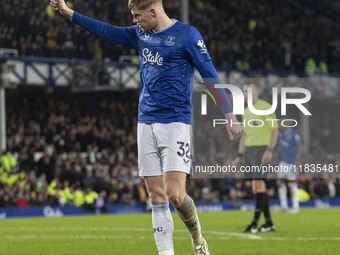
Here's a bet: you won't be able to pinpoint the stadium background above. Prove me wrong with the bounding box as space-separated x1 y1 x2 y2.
0 0 339 216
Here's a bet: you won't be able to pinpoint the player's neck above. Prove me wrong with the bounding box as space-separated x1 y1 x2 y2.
154 13 173 31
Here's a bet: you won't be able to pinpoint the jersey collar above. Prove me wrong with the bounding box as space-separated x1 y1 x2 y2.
152 19 177 33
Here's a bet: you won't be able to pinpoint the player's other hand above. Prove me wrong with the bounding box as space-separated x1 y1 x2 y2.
225 113 243 140
232 157 242 167
261 149 273 164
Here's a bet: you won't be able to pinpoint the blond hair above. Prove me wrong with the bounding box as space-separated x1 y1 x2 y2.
128 0 162 10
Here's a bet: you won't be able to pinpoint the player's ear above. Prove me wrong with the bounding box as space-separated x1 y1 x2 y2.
150 8 156 17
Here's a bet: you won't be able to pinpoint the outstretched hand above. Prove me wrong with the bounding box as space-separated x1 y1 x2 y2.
232 157 242 167
261 149 273 164
225 113 243 141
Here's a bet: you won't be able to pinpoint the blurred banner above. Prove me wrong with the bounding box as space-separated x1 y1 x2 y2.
1 198 340 218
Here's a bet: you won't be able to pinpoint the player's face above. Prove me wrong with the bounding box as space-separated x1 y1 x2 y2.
131 7 156 32
280 119 292 130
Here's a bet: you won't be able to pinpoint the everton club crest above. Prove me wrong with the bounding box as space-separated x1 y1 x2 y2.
165 35 176 46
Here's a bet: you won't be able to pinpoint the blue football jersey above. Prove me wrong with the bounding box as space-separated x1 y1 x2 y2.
133 21 211 124
72 12 232 124
279 129 301 164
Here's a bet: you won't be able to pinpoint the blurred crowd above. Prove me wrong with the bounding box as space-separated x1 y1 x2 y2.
0 88 339 209
1 0 339 73
1 88 141 209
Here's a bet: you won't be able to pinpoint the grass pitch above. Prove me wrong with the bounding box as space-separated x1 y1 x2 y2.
0 207 339 255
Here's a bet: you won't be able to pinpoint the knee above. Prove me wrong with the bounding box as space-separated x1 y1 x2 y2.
147 187 167 204
167 190 185 208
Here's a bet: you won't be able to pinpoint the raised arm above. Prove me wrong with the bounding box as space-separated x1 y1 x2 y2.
50 0 138 49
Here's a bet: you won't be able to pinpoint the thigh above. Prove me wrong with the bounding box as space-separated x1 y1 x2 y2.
252 179 267 193
245 146 267 179
278 161 299 180
154 122 192 175
246 146 267 166
286 165 299 181
138 123 162 177
277 161 290 179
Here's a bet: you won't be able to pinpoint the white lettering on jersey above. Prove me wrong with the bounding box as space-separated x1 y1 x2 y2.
197 40 205 48
142 48 164 66
197 40 207 54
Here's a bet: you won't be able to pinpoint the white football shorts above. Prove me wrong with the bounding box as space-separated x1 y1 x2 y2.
137 122 192 177
277 161 299 180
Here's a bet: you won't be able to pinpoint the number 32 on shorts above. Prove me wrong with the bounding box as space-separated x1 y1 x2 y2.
177 141 191 165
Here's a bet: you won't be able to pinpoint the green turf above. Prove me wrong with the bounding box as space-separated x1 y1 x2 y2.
0 207 339 254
